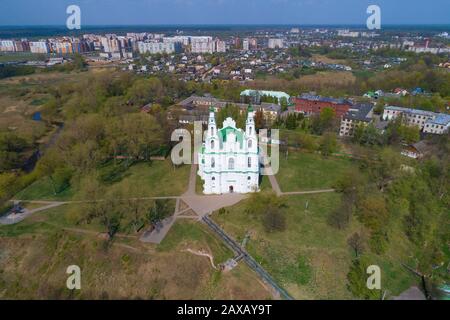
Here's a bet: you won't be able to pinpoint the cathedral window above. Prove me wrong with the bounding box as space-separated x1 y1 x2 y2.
228 158 235 170
248 157 251 168
248 139 252 148
211 140 214 149
211 157 215 168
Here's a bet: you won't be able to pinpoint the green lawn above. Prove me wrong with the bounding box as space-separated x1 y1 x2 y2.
0 204 105 237
15 160 190 201
276 151 358 191
14 176 76 201
158 220 234 264
0 52 48 63
212 192 417 299
112 161 190 197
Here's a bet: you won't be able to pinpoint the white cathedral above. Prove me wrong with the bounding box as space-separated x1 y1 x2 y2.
198 106 260 194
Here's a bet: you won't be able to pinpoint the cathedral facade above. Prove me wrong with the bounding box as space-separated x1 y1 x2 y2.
198 106 260 194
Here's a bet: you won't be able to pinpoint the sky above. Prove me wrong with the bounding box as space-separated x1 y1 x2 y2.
0 0 449 26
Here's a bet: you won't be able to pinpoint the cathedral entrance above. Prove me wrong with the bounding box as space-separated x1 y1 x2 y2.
229 186 234 193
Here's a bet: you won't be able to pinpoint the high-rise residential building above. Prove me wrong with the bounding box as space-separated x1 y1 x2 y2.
137 41 181 54
101 35 122 53
0 40 16 52
13 40 30 52
242 39 250 51
214 38 226 53
268 38 284 49
190 36 214 54
29 41 50 53
233 37 240 49
248 38 258 50
163 36 190 46
53 40 73 55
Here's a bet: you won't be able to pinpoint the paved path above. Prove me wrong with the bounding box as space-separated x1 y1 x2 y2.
0 202 66 225
267 173 282 196
140 215 176 244
181 194 245 217
185 163 198 196
282 189 335 196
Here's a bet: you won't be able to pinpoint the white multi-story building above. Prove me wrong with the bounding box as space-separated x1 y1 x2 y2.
339 104 374 137
101 35 122 53
0 40 15 52
163 36 190 46
214 38 226 53
29 41 50 53
242 39 250 51
383 106 436 130
137 41 180 54
337 29 360 38
423 114 450 135
268 38 284 49
198 106 260 194
383 106 450 135
191 36 214 54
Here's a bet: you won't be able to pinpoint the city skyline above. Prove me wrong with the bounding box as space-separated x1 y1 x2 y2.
1 0 450 26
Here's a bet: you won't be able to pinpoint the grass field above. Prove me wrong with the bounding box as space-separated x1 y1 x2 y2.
275 151 358 191
212 191 418 299
0 203 272 299
0 52 48 63
15 160 191 201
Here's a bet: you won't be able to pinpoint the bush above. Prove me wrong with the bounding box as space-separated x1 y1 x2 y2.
347 257 382 300
262 209 286 233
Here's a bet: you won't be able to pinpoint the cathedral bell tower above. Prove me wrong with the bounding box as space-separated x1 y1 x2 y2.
246 104 256 137
208 105 216 137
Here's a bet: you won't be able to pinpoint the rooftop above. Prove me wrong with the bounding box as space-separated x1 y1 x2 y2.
428 113 450 126
343 104 374 122
385 105 436 117
240 89 290 100
297 93 353 105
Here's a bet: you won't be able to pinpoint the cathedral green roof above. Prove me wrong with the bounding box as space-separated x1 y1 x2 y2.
218 126 244 147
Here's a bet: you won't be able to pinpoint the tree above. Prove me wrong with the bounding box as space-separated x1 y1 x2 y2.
353 124 384 146
246 192 287 233
347 232 366 257
334 169 365 206
147 199 172 226
72 53 87 71
371 148 402 191
254 110 265 129
327 201 352 229
0 133 29 171
319 132 338 157
311 107 336 134
285 113 298 130
262 209 286 233
296 133 317 151
356 195 388 232
35 149 66 195
347 257 382 300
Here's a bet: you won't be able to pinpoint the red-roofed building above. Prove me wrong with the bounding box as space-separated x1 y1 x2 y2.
294 94 353 117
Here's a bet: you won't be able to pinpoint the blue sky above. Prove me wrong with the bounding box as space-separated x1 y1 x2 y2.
0 0 449 26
